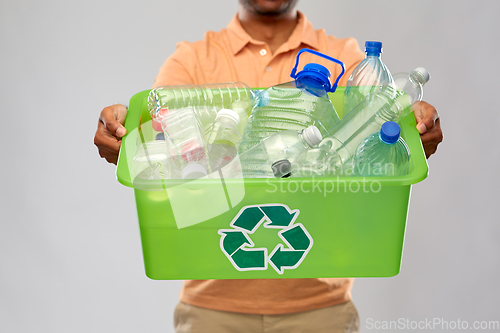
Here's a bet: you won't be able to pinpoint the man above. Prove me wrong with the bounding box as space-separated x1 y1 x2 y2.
94 1 443 332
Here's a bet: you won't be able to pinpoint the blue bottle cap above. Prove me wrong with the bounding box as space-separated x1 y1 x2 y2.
365 41 382 56
380 121 400 144
295 63 332 96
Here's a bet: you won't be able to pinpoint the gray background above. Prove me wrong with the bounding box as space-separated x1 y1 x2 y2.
1 0 499 332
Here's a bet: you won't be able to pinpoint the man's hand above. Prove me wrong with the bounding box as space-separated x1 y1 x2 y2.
94 104 128 165
413 101 443 159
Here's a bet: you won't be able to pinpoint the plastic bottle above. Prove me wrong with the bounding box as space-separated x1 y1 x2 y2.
238 49 345 153
239 125 323 178
161 107 210 179
323 67 430 164
133 140 172 180
344 41 394 115
148 82 254 133
205 109 242 172
352 121 410 177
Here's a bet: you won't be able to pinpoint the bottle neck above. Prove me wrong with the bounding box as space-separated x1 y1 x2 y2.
365 52 381 58
298 132 313 149
215 115 239 130
410 71 427 86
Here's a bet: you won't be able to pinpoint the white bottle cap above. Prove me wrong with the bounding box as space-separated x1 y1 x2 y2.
413 67 431 84
181 163 208 179
302 126 322 147
216 109 240 124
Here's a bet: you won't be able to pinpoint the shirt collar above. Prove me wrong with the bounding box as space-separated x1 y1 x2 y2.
226 11 320 55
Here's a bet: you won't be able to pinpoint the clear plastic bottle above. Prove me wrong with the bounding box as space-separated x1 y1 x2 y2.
205 109 242 172
148 82 254 132
352 121 410 177
238 49 345 153
324 67 430 164
161 107 210 179
239 125 323 178
133 140 172 180
344 41 393 115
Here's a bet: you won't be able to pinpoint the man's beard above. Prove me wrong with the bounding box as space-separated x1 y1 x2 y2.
239 0 298 17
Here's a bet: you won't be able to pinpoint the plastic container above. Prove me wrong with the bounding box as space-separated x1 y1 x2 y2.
343 41 393 115
149 82 254 132
239 125 322 178
161 107 209 179
116 86 428 279
352 121 411 177
206 109 242 172
238 49 345 152
132 140 172 180
323 67 430 164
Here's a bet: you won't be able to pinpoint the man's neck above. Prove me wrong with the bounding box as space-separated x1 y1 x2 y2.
238 7 298 55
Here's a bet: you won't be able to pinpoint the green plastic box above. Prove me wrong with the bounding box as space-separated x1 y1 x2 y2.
116 87 428 280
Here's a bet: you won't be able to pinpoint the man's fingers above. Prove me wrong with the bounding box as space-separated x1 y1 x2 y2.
94 121 122 152
99 104 128 138
420 118 443 144
413 101 439 134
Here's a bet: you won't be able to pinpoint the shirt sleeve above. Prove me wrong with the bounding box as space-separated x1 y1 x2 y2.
152 42 197 88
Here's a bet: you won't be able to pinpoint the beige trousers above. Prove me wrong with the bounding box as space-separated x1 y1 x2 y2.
174 301 360 333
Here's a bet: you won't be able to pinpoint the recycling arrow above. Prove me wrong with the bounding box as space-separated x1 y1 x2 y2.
218 204 313 274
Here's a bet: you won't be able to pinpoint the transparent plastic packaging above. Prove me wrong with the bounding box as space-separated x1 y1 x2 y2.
352 121 411 177
160 107 210 179
238 49 345 153
132 140 172 180
205 109 242 172
323 67 430 164
239 125 322 178
148 82 254 133
344 41 394 115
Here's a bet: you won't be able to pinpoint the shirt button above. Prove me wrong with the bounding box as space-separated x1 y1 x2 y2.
260 49 267 56
265 66 272 72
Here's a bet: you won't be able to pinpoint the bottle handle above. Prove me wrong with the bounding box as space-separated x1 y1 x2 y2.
290 48 345 93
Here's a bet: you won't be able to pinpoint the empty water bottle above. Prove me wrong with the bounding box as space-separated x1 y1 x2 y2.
238 49 344 153
205 109 242 171
324 67 430 164
239 125 322 178
149 82 254 132
352 121 410 177
161 107 209 179
344 41 394 115
133 140 172 180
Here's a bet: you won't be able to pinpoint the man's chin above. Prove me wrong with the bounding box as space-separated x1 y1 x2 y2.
240 0 298 17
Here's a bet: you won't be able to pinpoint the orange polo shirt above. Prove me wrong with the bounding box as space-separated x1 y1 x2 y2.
153 12 365 315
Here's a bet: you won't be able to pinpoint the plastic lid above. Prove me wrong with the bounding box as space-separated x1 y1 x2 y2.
295 63 332 92
380 121 401 144
156 132 165 141
365 41 382 56
413 67 431 85
216 109 240 124
302 125 322 147
181 163 208 179
271 160 292 178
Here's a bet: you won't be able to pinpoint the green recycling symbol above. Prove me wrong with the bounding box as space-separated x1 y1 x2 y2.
218 204 313 274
